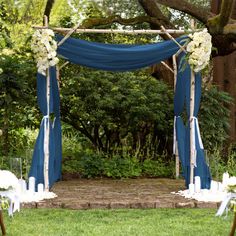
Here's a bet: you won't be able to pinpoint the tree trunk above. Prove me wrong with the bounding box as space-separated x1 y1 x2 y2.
3 107 9 156
211 0 236 143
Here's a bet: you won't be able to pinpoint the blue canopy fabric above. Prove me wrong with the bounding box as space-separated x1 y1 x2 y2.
30 34 211 189
55 34 187 71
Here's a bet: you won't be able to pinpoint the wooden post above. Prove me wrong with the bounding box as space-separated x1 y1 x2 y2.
43 15 50 192
189 19 196 185
190 69 195 184
173 55 180 179
0 210 6 236
230 213 236 236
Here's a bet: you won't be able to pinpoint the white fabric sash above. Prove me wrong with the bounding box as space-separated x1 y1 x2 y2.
190 116 204 166
216 193 236 216
43 115 50 191
0 191 20 216
173 116 181 155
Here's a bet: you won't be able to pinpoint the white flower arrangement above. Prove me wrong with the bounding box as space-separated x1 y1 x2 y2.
0 170 18 191
186 28 212 72
226 176 236 191
224 176 236 212
31 29 59 76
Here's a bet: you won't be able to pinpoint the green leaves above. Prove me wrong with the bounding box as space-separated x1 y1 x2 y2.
60 67 174 155
199 86 232 151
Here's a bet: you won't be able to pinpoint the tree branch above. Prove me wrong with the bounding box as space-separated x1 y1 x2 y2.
81 15 164 29
43 0 55 23
208 0 236 34
218 0 235 27
154 0 213 23
224 23 236 35
138 0 174 28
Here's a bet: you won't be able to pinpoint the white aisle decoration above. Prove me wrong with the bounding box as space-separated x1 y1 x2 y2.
216 175 236 216
31 29 59 75
0 170 57 216
0 170 19 191
171 173 232 204
186 28 212 72
0 170 20 216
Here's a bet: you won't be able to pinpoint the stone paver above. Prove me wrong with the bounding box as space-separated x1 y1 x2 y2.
22 178 219 210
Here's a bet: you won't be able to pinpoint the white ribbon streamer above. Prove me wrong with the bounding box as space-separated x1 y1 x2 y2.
43 115 50 192
194 117 204 149
216 193 236 216
190 116 197 166
190 116 204 167
173 116 177 154
173 116 181 155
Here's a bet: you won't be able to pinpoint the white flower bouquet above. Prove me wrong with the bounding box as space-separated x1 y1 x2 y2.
31 29 59 76
186 28 212 72
0 170 18 191
226 176 236 193
0 170 18 210
224 176 236 212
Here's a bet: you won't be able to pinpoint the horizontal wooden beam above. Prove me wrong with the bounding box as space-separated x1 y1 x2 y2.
32 26 198 35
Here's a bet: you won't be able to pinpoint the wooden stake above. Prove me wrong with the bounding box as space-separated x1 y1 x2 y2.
161 61 174 74
173 55 180 179
190 69 195 184
160 26 187 53
44 15 48 27
0 210 6 236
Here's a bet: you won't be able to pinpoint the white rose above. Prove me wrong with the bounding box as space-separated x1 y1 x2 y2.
227 177 236 186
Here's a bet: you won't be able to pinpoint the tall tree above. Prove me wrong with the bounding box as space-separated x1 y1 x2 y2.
44 0 236 56
211 0 236 142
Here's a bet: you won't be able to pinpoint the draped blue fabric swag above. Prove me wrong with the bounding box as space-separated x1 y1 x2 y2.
30 34 211 189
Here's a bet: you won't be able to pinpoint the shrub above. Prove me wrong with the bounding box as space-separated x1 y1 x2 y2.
142 159 174 178
103 155 142 178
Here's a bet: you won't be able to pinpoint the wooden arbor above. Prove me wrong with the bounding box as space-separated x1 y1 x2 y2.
33 17 198 190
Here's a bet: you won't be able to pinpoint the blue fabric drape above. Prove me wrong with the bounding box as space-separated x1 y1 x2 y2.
30 34 211 189
174 55 211 189
29 67 62 188
55 35 187 71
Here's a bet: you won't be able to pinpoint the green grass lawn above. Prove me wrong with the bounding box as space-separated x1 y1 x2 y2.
2 208 233 236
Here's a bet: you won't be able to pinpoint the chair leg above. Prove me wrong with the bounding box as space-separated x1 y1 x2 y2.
0 210 6 235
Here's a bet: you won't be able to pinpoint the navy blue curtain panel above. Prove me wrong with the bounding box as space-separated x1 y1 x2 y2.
174 55 211 189
30 34 211 189
29 67 62 188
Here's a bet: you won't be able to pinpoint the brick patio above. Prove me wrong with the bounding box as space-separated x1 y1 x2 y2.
22 178 220 210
